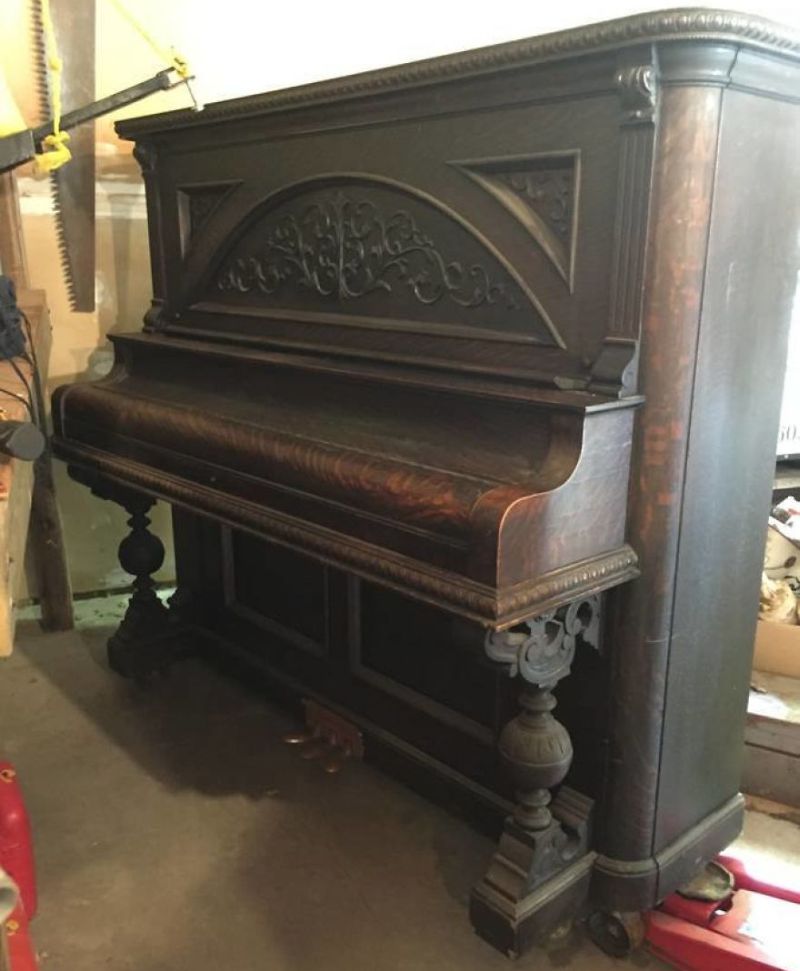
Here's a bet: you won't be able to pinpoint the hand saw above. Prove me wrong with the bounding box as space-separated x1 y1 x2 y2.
29 1 198 312
31 0 95 312
32 0 96 312
0 71 186 175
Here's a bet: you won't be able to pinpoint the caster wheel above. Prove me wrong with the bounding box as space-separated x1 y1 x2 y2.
587 910 645 957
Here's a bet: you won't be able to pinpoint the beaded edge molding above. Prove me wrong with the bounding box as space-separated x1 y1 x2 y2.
55 438 638 627
117 8 800 137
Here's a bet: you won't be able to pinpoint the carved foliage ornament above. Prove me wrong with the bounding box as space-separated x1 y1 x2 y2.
179 182 242 254
454 155 577 288
486 596 600 686
216 191 521 312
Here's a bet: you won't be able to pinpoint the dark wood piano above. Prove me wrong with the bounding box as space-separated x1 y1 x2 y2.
51 9 800 959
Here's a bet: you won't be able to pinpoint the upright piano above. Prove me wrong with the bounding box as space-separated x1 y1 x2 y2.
52 9 800 958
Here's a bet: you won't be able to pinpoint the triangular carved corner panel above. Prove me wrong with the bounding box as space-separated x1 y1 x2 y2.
178 182 242 255
452 154 579 290
205 178 561 347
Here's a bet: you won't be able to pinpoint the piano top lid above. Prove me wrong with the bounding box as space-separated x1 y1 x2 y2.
116 7 800 140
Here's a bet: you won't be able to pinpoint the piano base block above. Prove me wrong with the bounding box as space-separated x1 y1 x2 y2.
107 606 192 681
470 850 596 958
470 783 593 956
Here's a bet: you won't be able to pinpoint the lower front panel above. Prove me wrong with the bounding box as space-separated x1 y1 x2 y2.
174 511 610 827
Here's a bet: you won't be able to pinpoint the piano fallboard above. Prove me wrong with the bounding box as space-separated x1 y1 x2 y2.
54 331 639 627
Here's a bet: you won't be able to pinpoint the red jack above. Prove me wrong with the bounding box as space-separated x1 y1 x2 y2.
646 853 800 971
0 763 37 970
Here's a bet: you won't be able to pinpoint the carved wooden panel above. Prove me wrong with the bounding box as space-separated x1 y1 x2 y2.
452 154 579 289
178 182 241 255
203 178 559 345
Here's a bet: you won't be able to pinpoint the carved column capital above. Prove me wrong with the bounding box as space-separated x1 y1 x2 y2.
615 62 658 125
133 141 158 175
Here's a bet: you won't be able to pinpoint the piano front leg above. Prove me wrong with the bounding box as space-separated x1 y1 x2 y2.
470 597 600 958
106 490 176 679
66 467 189 678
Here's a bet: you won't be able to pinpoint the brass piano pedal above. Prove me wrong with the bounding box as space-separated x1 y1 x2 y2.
297 737 331 761
282 700 364 776
282 730 316 745
321 745 350 775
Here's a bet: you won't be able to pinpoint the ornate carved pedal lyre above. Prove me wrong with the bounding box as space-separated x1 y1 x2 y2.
471 595 601 956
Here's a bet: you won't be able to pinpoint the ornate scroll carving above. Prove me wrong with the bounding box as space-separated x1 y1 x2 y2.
616 63 658 125
485 595 600 684
453 154 578 288
216 191 520 312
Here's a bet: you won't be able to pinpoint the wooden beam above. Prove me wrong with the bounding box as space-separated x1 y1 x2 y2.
0 172 28 287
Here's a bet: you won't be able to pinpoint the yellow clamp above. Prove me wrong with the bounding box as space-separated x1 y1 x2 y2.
33 0 193 175
107 0 192 80
35 130 71 174
34 0 72 174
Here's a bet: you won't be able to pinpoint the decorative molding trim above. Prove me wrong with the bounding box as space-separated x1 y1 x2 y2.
117 10 800 138
55 438 638 627
452 153 579 290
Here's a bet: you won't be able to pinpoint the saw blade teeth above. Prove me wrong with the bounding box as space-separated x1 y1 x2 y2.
48 172 78 311
30 0 52 125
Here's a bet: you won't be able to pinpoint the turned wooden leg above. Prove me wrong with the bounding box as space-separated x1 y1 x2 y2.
107 493 172 677
64 467 192 678
470 596 600 958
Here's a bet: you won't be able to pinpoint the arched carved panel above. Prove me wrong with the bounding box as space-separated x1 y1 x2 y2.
452 154 579 290
201 177 561 347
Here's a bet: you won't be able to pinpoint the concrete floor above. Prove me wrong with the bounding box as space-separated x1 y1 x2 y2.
1 597 798 971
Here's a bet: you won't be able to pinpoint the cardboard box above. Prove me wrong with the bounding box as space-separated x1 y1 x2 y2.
753 619 800 679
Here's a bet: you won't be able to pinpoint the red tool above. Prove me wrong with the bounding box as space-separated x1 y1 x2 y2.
3 904 38 971
646 852 800 971
0 763 37 970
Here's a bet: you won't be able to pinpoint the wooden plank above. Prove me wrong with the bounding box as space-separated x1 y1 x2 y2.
0 169 74 645
0 173 28 288
744 674 800 806
0 289 73 653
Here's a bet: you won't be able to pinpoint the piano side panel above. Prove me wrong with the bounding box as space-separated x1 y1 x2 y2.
653 89 800 858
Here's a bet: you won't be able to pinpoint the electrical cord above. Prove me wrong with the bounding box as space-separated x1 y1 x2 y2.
19 309 46 431
0 386 35 420
0 276 48 460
